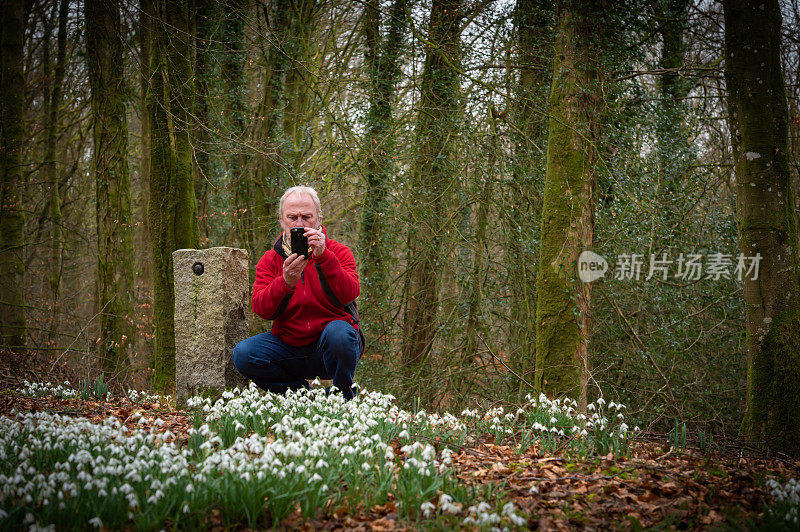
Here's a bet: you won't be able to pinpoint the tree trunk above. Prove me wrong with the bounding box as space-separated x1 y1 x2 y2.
0 0 27 350
723 0 800 455
401 0 463 368
193 0 213 242
282 0 319 169
535 0 605 407
220 0 251 248
44 0 68 344
136 0 154 366
464 109 498 364
251 0 292 255
86 0 135 382
506 0 552 386
148 0 200 393
359 0 408 357
656 0 691 226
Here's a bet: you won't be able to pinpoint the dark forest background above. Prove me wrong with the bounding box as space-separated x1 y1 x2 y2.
1 0 799 453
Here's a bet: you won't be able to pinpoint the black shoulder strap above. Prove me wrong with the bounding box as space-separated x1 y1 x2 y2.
314 263 359 324
315 263 364 356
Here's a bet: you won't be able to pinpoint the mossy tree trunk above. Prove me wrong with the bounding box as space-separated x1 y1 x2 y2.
282 0 320 170
251 0 293 255
656 0 691 228
359 0 408 357
535 0 605 407
43 0 68 344
136 0 154 365
723 0 800 455
506 0 552 387
463 109 499 364
401 0 463 368
193 0 213 242
86 0 135 382
148 0 200 393
220 0 251 247
0 0 27 350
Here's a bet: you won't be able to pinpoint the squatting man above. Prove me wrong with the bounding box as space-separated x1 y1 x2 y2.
233 186 363 399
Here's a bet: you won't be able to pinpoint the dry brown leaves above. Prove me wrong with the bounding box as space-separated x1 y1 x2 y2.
448 440 799 530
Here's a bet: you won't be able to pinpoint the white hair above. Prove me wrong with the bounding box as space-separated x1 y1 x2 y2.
279 186 322 219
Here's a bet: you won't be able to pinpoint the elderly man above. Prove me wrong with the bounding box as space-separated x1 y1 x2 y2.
232 186 362 399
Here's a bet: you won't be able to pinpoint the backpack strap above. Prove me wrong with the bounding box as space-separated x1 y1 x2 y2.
315 263 364 355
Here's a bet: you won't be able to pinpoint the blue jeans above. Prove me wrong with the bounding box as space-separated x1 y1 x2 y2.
232 320 360 399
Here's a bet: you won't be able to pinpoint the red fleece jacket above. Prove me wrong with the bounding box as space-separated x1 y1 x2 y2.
251 227 360 346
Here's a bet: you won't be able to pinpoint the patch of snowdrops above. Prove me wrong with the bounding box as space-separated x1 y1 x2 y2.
126 388 173 405
463 393 639 457
3 382 532 531
3 381 640 530
765 478 800 526
18 380 80 400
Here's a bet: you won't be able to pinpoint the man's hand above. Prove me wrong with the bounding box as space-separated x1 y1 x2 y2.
305 228 326 258
283 253 308 288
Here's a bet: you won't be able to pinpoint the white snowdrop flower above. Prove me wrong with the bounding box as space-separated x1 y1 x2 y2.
421 445 435 461
310 473 322 482
620 423 629 432
321 484 328 493
597 397 606 406
88 517 103 528
421 501 436 518
440 448 452 465
528 484 539 495
385 447 395 461
185 483 194 493
509 511 527 526
398 429 410 439
549 417 558 424
362 462 371 471
587 403 595 411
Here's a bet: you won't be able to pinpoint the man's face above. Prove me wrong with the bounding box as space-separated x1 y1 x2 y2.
280 193 319 233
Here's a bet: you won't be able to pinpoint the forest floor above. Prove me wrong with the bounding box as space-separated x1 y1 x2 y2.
1 350 798 531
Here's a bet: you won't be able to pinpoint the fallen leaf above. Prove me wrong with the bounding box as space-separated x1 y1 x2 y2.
492 462 511 475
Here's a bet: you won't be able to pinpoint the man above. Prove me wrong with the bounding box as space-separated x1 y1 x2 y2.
232 186 362 399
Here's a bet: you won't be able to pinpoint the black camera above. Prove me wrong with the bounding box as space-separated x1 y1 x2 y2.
290 227 310 258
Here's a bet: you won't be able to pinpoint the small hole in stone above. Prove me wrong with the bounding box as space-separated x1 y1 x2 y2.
192 262 204 276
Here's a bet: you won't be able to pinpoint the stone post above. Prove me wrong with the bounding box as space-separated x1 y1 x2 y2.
173 247 250 400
